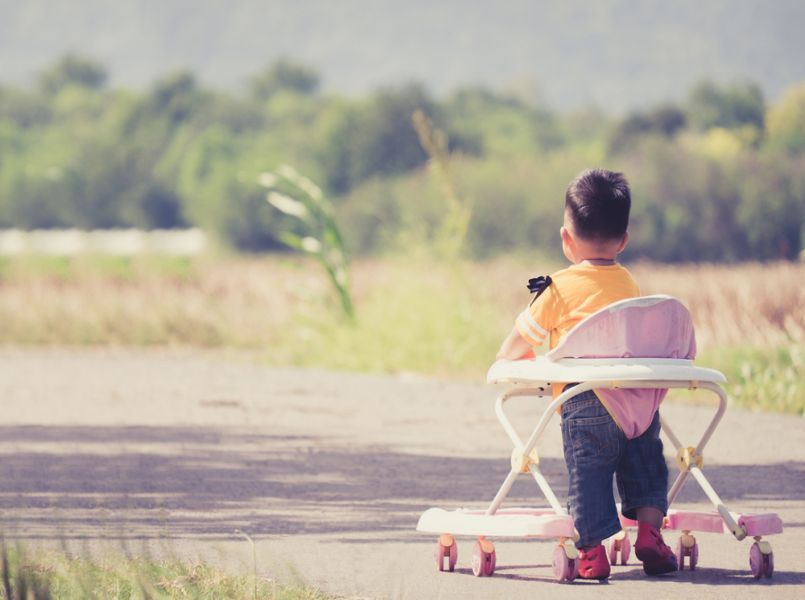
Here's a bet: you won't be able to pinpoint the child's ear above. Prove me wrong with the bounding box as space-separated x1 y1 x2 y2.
617 231 630 253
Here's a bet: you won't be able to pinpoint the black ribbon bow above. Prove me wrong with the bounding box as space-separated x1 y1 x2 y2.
527 275 552 305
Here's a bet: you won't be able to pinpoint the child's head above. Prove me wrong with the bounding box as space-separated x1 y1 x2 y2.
561 168 631 262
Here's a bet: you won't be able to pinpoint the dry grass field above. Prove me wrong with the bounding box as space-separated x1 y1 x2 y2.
1 255 802 413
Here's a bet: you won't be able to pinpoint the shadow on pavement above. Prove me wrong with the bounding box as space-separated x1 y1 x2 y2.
613 566 805 586
1 425 802 541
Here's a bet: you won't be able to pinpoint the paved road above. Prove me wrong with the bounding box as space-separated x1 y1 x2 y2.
1 348 803 599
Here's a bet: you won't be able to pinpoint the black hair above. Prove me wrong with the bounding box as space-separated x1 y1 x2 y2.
564 168 631 242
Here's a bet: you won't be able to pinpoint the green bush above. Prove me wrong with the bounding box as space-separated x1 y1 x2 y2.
0 56 803 260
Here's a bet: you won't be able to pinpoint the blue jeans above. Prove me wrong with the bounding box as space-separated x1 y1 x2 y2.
560 390 669 548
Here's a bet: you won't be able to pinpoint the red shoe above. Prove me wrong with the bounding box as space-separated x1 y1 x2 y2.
577 544 611 580
635 522 678 575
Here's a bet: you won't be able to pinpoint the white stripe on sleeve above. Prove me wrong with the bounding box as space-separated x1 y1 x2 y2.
516 310 546 345
522 309 548 337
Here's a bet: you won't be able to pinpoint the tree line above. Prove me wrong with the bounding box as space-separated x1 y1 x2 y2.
1 54 803 261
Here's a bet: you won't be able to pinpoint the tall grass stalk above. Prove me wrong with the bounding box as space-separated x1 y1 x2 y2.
412 109 472 260
234 529 258 600
259 166 354 320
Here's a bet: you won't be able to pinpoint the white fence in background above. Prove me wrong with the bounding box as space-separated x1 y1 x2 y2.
0 229 208 256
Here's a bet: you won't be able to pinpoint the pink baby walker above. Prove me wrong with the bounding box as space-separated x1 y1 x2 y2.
417 295 783 581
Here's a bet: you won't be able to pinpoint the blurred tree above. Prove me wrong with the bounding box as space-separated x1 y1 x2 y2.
618 139 745 262
136 183 188 229
0 64 800 262
39 54 108 95
174 125 282 249
687 81 764 131
445 86 561 156
320 84 433 194
149 71 205 126
317 102 355 195
205 93 264 133
4 173 71 228
736 156 803 259
65 142 142 228
609 105 686 154
619 136 805 262
0 87 50 127
560 107 612 147
219 186 280 250
766 84 805 154
250 59 320 101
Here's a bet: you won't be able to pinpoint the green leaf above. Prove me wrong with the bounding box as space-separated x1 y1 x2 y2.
266 192 311 221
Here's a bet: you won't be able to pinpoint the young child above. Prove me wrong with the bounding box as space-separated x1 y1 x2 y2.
496 168 678 580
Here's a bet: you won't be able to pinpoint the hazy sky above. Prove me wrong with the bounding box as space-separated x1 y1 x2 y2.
2 0 804 112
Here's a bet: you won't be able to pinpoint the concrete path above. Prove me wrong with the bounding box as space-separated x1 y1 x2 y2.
1 348 803 599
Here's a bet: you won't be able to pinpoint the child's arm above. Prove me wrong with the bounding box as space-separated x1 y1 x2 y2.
497 274 554 361
496 325 539 360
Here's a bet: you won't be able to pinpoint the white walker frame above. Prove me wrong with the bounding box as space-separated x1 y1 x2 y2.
417 357 783 581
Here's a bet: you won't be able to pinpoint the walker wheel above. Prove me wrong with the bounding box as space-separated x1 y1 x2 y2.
434 534 457 572
676 533 696 570
689 541 698 571
552 544 578 583
749 542 773 579
471 539 496 577
621 533 631 565
608 533 631 565
764 550 774 578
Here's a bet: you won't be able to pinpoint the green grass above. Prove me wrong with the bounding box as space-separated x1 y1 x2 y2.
271 258 804 414
0 543 330 600
273 259 507 380
0 255 199 283
698 345 804 415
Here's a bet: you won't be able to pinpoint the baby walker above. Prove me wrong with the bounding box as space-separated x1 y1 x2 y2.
417 295 783 581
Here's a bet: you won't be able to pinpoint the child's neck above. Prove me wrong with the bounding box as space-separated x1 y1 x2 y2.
578 256 617 266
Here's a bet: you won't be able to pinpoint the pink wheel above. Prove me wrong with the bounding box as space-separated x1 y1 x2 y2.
749 542 774 579
552 545 577 583
675 536 698 571
763 550 774 578
688 542 698 571
471 540 496 577
620 534 631 565
607 534 630 566
448 540 458 571
749 542 763 579
434 535 457 572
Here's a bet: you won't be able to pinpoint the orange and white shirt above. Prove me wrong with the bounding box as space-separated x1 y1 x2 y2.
516 262 640 351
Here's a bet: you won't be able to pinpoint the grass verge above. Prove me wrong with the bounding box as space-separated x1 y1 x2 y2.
0 254 802 414
0 542 329 600
697 344 804 414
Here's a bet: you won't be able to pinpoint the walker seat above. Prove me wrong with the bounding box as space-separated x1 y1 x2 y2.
417 295 783 581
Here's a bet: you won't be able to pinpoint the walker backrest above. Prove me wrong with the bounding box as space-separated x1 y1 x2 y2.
546 295 696 360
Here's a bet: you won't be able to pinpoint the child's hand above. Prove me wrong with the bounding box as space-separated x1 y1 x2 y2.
496 326 537 360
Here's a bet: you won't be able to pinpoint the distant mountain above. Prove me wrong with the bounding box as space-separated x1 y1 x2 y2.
2 0 804 113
